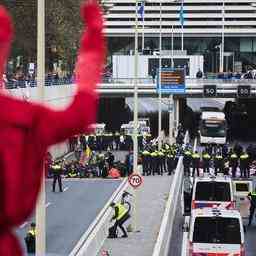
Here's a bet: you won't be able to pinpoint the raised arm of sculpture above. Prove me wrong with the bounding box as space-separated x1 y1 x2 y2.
0 1 105 255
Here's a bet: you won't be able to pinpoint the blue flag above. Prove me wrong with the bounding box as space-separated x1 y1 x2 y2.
179 1 184 26
138 2 145 19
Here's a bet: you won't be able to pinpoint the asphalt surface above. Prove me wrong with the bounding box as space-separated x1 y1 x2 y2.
15 179 122 255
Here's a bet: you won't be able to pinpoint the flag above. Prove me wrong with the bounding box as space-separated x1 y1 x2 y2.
138 2 145 19
179 1 184 26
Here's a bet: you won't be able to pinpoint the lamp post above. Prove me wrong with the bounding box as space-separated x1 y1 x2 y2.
131 0 139 233
36 0 46 255
220 0 225 73
158 0 162 150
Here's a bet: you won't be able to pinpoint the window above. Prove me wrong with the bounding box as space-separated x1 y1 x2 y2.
201 120 226 138
195 182 231 201
235 183 249 192
193 217 241 244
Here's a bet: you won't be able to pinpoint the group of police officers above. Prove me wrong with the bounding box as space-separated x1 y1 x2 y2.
141 143 182 176
183 143 252 178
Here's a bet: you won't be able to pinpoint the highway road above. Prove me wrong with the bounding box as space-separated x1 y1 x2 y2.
15 178 122 255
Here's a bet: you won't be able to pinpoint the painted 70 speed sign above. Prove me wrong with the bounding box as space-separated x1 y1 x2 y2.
128 173 143 188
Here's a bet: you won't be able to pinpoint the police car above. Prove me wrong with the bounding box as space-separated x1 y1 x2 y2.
191 174 235 210
187 207 245 256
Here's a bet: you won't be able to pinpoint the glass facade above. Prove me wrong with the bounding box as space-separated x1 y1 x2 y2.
107 36 256 73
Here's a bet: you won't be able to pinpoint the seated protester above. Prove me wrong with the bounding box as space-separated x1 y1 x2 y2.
67 164 78 178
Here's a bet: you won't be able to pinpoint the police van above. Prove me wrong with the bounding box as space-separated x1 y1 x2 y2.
187 207 245 256
233 179 253 221
191 174 235 211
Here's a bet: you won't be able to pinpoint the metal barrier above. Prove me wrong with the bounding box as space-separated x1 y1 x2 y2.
69 178 132 256
152 131 190 256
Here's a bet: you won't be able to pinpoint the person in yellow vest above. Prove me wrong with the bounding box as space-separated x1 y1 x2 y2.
24 222 36 253
110 202 130 238
248 189 256 226
202 150 211 173
51 162 63 192
192 151 200 177
240 151 250 178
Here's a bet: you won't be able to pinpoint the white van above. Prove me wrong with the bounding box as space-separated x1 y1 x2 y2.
191 174 235 210
188 208 245 256
233 179 253 219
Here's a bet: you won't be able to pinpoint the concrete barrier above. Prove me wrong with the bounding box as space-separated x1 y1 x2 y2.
69 177 132 256
152 131 190 256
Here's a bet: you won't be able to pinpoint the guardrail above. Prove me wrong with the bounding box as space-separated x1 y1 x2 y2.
181 137 197 256
152 131 190 256
69 178 132 256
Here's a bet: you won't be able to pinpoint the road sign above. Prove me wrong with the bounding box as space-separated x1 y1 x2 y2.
128 173 143 188
203 85 217 97
237 85 251 98
157 68 186 93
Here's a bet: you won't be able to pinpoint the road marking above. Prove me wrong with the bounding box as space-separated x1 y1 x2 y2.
63 186 69 192
19 221 28 229
46 202 52 208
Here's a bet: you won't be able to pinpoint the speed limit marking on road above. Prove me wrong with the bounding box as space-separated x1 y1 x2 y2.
128 173 143 188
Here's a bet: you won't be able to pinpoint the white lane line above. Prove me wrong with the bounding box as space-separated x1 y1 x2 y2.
63 186 69 192
19 221 28 229
46 202 52 208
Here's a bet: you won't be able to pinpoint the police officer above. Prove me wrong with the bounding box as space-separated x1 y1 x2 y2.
51 162 63 192
183 148 192 176
142 150 150 176
25 222 36 254
202 150 211 173
167 152 175 175
240 151 250 178
151 150 158 175
229 150 238 178
248 189 256 226
192 151 200 177
110 201 130 238
158 150 165 175
214 153 223 175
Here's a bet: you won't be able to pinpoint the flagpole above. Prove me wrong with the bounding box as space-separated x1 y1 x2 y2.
220 0 225 73
142 1 145 52
158 0 162 150
171 25 174 68
181 0 184 51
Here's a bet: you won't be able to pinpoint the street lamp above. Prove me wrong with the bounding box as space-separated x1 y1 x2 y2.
158 0 162 150
36 0 46 255
220 0 225 73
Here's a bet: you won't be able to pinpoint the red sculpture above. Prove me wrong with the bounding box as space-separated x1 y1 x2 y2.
0 1 105 255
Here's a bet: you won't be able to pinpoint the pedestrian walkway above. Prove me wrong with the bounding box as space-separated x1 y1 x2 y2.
97 174 173 256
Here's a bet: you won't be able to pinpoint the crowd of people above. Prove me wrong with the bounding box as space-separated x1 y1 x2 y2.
183 142 256 178
69 133 152 153
196 68 256 80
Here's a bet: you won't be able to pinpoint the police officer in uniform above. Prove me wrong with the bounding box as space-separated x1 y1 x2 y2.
25 222 36 254
202 150 211 173
51 162 63 192
248 189 256 226
142 150 150 176
240 151 250 178
214 153 223 175
183 149 192 176
158 150 165 175
192 151 200 177
110 202 130 238
167 152 175 175
151 150 158 175
229 150 238 178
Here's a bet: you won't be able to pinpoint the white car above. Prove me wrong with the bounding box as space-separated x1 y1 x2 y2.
191 174 235 210
187 207 245 256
